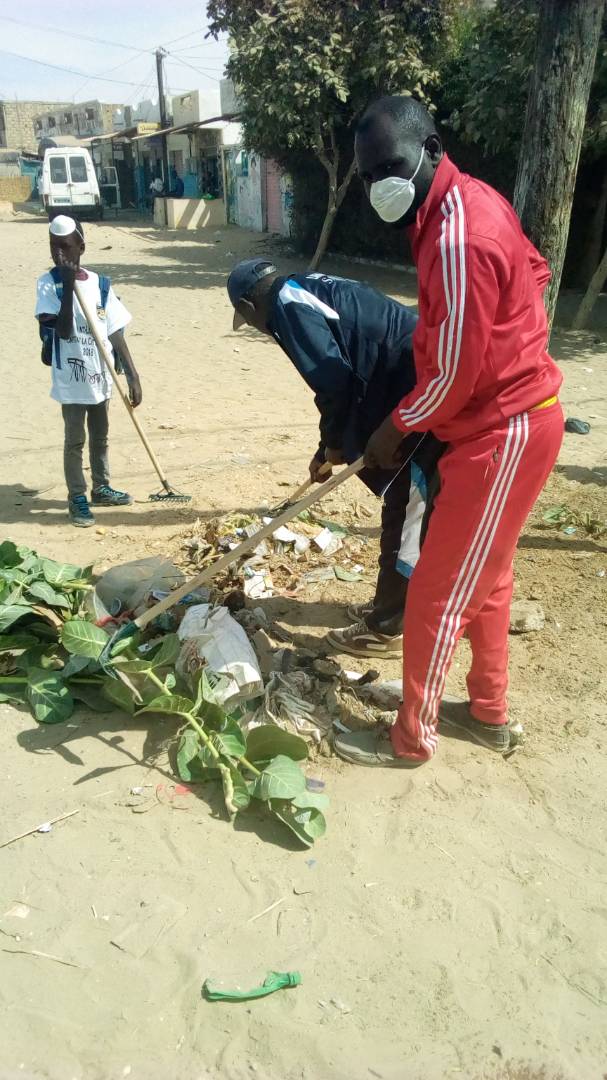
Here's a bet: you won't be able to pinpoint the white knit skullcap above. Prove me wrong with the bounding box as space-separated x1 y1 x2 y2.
49 215 84 238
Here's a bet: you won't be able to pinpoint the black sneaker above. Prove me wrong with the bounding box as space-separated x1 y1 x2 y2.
438 696 510 753
91 484 133 507
68 494 95 528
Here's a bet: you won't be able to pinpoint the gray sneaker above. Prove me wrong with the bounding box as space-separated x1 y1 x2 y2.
326 619 402 659
334 728 424 768
438 696 510 753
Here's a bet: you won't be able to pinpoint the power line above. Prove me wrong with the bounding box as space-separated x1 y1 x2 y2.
0 14 150 54
166 53 221 83
71 51 151 103
0 49 190 91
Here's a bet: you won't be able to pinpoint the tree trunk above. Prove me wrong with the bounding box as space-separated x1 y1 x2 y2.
513 0 605 329
571 244 607 329
308 121 357 271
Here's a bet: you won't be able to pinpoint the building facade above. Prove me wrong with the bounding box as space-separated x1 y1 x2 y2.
0 100 72 152
33 101 132 143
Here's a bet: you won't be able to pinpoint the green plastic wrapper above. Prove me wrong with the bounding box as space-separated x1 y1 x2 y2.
202 970 302 1002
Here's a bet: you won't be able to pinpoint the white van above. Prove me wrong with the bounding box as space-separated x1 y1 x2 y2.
41 147 103 220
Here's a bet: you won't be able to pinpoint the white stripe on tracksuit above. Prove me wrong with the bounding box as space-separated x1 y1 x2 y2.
414 413 530 756
398 185 466 428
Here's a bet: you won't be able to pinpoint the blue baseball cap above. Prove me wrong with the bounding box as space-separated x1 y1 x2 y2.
227 258 277 328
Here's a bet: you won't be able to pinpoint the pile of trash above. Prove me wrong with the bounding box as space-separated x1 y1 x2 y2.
92 552 390 749
175 507 377 600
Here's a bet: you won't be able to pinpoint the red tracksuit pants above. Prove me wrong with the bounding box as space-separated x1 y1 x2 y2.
391 403 564 761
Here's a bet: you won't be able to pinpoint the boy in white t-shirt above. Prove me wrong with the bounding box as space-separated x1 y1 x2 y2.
35 215 142 527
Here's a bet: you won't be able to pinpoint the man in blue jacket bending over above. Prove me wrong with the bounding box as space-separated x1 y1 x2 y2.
227 258 444 660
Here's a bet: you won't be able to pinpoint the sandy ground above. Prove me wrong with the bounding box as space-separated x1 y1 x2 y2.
0 211 606 1080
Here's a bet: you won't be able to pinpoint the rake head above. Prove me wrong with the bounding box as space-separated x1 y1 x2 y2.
149 488 192 503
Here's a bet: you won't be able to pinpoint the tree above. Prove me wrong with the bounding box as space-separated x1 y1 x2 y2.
207 0 446 269
513 0 605 327
572 244 607 329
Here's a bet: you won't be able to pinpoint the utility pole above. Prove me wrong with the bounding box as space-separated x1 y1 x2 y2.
155 47 171 189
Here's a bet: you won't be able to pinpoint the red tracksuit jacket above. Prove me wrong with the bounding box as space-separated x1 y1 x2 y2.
392 154 562 443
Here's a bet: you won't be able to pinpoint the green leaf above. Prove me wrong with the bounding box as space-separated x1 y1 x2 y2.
176 729 202 781
42 559 83 586
218 762 250 819
293 790 329 812
61 653 91 679
70 683 112 712
269 798 326 846
0 541 21 568
149 633 180 668
101 676 136 715
113 657 155 674
210 716 246 759
245 725 308 766
252 755 307 801
61 619 108 659
137 693 196 719
0 605 32 633
27 580 70 608
27 668 74 724
0 633 39 653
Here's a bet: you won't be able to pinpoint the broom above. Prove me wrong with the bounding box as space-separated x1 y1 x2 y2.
74 280 191 503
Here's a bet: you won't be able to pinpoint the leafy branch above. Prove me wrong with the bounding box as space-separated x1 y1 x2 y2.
0 541 328 847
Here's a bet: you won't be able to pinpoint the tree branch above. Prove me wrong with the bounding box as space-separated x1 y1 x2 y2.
336 156 357 206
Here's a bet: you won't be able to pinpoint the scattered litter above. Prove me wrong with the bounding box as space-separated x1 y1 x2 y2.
248 896 286 923
564 417 591 435
243 567 274 599
249 670 333 741
0 808 80 849
330 997 352 1014
177 604 263 706
2 948 82 968
3 903 30 919
202 970 301 1002
314 527 342 556
598 570 605 578
509 600 545 634
305 858 317 869
306 778 326 792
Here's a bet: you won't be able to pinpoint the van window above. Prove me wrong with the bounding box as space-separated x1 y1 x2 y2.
49 157 68 184
69 156 88 184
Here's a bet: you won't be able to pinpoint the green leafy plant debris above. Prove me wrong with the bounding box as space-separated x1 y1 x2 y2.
0 542 327 846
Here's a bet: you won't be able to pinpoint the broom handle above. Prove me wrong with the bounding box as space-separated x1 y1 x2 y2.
74 281 172 492
289 460 332 503
134 454 365 631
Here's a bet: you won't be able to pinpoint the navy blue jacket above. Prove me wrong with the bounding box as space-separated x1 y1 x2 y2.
267 272 418 462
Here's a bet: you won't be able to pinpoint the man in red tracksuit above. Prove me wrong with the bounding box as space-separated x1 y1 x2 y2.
334 96 563 768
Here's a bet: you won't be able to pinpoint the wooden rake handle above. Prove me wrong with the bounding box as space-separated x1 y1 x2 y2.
134 455 365 632
73 281 172 492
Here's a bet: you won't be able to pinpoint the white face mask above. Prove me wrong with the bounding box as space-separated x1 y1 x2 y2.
369 145 426 223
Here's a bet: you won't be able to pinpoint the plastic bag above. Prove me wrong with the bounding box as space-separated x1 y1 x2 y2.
95 557 185 616
176 604 263 707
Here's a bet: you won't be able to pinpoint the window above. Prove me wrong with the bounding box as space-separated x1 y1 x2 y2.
85 108 95 121
49 157 68 184
69 156 88 183
64 112 73 124
47 115 56 127
34 120 42 131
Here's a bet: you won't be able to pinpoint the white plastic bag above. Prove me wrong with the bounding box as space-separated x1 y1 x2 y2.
177 604 263 707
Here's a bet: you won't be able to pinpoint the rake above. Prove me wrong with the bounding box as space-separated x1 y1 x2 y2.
74 281 191 503
98 454 365 670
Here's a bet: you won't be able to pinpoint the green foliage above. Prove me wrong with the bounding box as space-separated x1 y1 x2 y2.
441 1 607 158
0 541 329 847
208 0 444 160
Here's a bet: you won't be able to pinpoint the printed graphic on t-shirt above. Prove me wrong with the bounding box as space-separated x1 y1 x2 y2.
34 269 131 406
